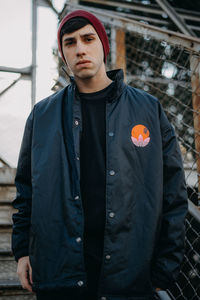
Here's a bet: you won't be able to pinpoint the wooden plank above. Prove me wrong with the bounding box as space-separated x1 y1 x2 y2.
0 206 17 226
0 232 12 252
111 28 127 81
116 29 126 74
0 168 16 185
0 278 36 299
0 291 36 300
191 56 200 206
0 256 18 281
0 187 16 204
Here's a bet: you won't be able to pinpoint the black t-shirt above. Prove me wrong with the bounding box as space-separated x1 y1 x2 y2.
79 81 114 270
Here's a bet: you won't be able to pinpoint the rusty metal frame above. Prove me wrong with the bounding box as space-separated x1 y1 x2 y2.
79 0 200 34
155 0 195 36
64 3 200 53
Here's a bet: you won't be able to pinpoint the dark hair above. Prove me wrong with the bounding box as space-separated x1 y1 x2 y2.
60 17 91 45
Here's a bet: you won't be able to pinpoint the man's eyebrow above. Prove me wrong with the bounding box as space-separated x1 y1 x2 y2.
63 37 75 43
80 32 97 37
63 32 96 43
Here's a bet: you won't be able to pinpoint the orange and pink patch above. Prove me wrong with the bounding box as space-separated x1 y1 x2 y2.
131 124 150 147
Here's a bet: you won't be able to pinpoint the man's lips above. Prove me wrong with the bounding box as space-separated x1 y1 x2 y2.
76 60 91 66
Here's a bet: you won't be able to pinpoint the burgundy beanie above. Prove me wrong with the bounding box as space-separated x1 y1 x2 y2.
57 10 110 63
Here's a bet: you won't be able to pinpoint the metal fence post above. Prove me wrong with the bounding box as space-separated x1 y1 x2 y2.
31 0 37 108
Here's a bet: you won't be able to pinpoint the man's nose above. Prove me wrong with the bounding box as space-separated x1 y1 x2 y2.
76 40 86 56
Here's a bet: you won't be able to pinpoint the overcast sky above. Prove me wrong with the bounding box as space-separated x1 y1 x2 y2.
0 0 65 167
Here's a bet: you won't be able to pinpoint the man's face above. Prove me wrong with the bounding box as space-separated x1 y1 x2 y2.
62 24 105 80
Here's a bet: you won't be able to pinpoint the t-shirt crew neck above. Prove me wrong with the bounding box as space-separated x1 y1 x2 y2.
78 81 115 101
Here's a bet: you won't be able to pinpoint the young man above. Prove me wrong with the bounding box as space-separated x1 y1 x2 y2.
12 10 188 300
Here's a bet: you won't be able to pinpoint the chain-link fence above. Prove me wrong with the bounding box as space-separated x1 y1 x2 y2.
61 5 200 300
168 201 200 300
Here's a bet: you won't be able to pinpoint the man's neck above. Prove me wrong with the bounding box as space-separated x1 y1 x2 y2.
75 73 113 93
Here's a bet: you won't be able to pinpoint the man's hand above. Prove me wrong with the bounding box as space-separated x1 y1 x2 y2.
17 256 33 292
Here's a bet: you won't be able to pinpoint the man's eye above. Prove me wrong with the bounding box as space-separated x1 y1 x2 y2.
86 37 93 42
65 41 74 46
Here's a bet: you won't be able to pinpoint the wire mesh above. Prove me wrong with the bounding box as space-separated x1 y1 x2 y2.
168 213 200 300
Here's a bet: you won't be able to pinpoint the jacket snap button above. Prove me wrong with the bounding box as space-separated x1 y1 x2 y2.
77 280 83 286
76 156 80 160
101 297 107 300
109 132 114 136
106 255 111 260
74 195 79 200
74 120 79 126
76 237 81 243
109 170 115 176
109 212 115 218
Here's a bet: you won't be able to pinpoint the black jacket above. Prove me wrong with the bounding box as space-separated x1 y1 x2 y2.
12 69 188 299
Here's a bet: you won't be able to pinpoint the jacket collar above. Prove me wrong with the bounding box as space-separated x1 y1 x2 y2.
69 69 126 103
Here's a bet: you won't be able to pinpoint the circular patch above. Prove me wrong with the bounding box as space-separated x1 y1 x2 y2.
131 124 150 147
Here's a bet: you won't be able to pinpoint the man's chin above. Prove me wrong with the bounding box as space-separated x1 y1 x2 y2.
76 70 95 80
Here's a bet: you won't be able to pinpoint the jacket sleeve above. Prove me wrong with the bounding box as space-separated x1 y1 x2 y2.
11 108 34 262
151 102 188 290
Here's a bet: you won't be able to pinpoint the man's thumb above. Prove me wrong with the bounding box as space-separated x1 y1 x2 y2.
28 262 33 284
